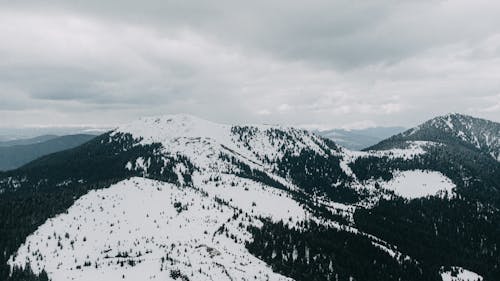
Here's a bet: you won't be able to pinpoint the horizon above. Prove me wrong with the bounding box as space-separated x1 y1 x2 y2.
0 111 495 132
1 111 497 142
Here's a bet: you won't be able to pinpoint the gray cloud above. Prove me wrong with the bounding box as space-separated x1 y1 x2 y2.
1 0 500 129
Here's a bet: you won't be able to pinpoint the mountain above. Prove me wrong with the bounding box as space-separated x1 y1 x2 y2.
0 134 97 171
363 113 500 204
0 127 108 143
0 114 498 281
0 135 59 147
317 127 406 150
369 113 500 161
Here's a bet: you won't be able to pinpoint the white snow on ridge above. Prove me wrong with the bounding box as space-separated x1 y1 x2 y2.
9 177 295 281
440 266 483 281
337 141 439 180
381 170 455 199
115 114 233 147
114 114 327 171
342 141 439 163
369 141 438 160
192 172 307 224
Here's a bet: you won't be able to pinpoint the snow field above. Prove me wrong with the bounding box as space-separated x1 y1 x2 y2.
10 177 294 281
381 170 455 199
440 266 483 281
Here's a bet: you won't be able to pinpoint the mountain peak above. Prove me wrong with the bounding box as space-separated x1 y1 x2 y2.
133 114 222 130
440 112 477 121
370 113 500 161
424 113 498 133
115 114 230 145
442 112 469 118
110 113 333 179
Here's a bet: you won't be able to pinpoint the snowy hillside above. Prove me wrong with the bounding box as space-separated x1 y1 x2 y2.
10 177 299 281
380 170 455 199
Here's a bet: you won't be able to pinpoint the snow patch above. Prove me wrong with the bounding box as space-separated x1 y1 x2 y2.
369 141 436 160
440 266 483 281
381 170 455 199
192 172 308 224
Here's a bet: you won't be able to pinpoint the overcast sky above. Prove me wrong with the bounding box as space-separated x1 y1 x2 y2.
1 0 500 130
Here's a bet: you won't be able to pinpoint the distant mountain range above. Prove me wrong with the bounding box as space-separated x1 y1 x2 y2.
0 127 108 142
316 127 406 150
0 134 96 171
0 113 498 281
0 135 59 147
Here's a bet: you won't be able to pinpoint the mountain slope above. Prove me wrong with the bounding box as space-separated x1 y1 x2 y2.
363 114 500 198
370 113 500 161
350 113 500 280
10 177 297 281
0 134 96 171
0 114 497 281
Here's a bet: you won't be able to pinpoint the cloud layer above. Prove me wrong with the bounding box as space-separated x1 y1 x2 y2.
2 0 500 129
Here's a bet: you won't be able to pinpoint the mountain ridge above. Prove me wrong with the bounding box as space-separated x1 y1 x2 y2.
368 113 500 161
0 113 498 281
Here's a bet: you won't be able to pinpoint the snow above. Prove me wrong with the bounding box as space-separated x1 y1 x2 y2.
343 141 439 166
124 161 132 170
445 116 454 130
9 177 295 281
380 170 455 199
371 242 397 259
338 153 356 178
338 141 440 182
440 266 483 281
113 114 327 173
369 141 438 160
115 114 232 147
192 172 307 224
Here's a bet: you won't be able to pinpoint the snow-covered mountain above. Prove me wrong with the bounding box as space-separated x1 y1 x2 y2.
371 113 500 161
1 114 498 281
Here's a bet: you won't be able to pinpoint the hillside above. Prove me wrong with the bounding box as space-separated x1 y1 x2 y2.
0 114 498 281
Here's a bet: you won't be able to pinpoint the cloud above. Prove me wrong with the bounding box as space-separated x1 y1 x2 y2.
1 1 500 129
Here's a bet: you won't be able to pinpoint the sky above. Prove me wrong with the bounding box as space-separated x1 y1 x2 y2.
1 0 500 130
